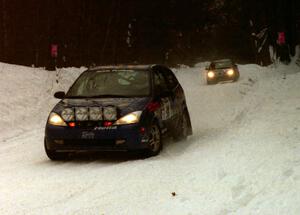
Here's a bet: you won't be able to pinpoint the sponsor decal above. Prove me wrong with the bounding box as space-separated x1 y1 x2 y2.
81 131 95 139
161 98 172 120
141 138 149 143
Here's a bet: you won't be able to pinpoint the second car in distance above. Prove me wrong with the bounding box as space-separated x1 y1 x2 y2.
206 59 240 85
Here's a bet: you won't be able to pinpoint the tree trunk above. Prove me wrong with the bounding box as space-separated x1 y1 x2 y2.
1 0 9 61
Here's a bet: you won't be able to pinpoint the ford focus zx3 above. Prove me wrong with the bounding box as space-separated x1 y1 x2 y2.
45 65 192 160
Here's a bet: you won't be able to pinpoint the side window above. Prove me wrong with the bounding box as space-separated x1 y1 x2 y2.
154 72 161 88
154 72 168 93
162 69 179 90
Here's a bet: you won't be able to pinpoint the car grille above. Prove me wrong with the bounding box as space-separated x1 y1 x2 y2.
216 69 225 76
75 121 103 128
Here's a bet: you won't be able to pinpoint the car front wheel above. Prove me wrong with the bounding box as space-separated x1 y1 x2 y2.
233 71 240 82
145 123 162 157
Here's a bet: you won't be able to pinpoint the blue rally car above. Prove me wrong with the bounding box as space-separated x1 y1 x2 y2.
45 65 192 160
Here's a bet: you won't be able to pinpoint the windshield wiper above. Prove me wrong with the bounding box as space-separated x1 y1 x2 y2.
64 95 89 99
65 94 128 98
88 94 128 98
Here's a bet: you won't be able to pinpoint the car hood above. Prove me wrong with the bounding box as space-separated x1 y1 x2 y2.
52 97 151 116
214 67 232 70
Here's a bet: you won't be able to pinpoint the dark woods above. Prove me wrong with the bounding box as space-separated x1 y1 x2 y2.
0 0 299 69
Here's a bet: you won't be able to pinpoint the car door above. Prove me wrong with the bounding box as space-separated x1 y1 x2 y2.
153 70 174 128
158 67 185 126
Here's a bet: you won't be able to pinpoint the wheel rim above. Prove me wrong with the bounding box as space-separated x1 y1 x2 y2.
149 124 161 152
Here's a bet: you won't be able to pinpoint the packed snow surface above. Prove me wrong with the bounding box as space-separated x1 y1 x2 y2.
0 61 300 215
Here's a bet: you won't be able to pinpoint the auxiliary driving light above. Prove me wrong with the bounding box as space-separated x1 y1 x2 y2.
61 108 74 122
89 107 102 121
75 107 89 121
103 106 117 121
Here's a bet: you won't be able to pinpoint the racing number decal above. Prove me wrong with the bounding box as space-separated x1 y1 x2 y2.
161 98 172 120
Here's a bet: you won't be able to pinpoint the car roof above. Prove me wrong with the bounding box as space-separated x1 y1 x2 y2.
88 64 164 72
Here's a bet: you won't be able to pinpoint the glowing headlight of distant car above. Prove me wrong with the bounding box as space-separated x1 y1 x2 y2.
207 71 215 78
226 69 234 76
89 107 102 121
75 107 89 121
103 106 117 121
61 108 74 122
114 111 142 125
48 112 67 126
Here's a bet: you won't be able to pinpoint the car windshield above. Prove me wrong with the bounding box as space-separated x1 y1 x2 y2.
66 69 150 98
212 61 232 69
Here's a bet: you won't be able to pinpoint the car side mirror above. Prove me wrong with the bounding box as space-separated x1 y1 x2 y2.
54 91 65 99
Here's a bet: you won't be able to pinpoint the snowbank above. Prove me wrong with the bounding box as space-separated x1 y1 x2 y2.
0 63 85 140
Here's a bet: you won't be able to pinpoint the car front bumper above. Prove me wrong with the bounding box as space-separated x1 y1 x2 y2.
208 74 235 82
45 124 150 152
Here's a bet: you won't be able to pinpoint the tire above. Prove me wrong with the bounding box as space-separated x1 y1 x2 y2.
173 110 189 141
207 80 217 85
144 122 162 157
233 71 240 82
44 139 68 161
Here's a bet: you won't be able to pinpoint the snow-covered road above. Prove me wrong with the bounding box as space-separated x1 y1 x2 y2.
1 62 300 215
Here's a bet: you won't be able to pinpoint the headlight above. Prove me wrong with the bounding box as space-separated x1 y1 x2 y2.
207 71 215 78
48 112 67 126
89 107 102 121
226 69 234 76
61 108 74 122
75 107 89 121
114 111 142 125
103 106 117 121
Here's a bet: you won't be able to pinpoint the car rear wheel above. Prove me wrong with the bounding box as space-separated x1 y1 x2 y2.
145 123 162 157
173 110 189 141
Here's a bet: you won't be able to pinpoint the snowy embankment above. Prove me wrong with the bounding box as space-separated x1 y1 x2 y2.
0 62 300 215
0 64 84 140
